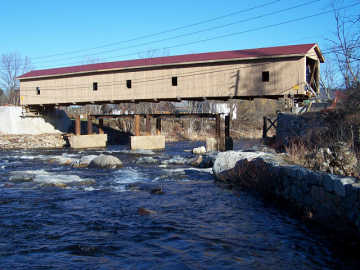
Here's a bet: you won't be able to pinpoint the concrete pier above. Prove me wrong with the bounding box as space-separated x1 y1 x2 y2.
131 135 165 150
68 134 108 149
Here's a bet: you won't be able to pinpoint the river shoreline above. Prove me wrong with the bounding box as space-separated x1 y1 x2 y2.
0 133 67 149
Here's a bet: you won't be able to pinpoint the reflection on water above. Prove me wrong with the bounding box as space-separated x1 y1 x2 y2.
0 141 359 269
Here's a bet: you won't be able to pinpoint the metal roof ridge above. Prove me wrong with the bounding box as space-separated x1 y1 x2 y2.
18 43 317 79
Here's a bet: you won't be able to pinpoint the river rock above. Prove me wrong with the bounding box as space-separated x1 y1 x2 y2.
190 155 215 168
193 146 206 155
9 171 34 183
89 154 123 169
136 157 158 165
126 182 163 194
161 155 188 165
49 156 75 166
71 155 98 168
138 207 157 215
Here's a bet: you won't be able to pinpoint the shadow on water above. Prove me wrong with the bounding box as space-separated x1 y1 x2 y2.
68 119 132 145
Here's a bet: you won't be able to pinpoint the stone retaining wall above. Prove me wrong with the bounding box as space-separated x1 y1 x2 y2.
213 151 360 238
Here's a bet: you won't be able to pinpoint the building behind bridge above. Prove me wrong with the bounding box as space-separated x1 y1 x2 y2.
18 43 324 112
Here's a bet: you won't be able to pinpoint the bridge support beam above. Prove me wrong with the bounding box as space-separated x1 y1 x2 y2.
225 115 230 137
215 114 221 150
98 119 104 134
156 118 161 135
134 115 141 136
225 114 233 151
75 115 81 135
87 115 93 135
209 114 233 152
146 114 152 135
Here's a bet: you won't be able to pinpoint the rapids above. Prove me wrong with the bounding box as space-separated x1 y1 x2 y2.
0 141 359 269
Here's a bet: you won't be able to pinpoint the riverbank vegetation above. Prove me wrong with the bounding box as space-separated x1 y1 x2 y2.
282 5 360 178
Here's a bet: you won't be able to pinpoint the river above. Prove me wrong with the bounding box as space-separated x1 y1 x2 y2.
0 141 359 269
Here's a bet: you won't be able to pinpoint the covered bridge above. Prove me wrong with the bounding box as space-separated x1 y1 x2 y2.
18 43 324 112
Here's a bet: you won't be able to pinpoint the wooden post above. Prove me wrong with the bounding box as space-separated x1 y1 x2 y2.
135 115 141 136
225 114 230 137
215 114 221 150
215 114 221 139
87 115 93 135
98 118 104 134
224 114 233 150
75 115 81 136
156 118 162 135
263 116 267 138
146 114 151 135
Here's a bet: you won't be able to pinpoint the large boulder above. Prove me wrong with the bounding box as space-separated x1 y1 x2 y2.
89 154 123 169
213 151 277 177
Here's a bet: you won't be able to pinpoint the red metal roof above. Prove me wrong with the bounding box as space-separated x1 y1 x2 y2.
19 43 318 79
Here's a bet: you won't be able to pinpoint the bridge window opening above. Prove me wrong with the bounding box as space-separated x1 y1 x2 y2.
126 80 132 89
172 76 178 86
36 87 40 95
262 71 270 82
93 82 98 91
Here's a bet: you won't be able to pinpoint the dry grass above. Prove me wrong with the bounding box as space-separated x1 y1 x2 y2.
281 87 360 175
284 139 311 166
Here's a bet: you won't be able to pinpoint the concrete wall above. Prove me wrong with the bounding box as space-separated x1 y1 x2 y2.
20 56 310 106
0 106 71 135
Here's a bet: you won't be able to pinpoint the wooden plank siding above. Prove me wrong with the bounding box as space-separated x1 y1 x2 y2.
18 45 323 106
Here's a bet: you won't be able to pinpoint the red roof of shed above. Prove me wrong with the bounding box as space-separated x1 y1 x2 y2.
19 43 321 79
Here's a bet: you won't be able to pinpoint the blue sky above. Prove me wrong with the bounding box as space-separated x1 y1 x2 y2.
1 0 359 70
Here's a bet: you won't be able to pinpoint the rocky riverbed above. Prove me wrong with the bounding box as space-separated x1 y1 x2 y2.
0 134 67 149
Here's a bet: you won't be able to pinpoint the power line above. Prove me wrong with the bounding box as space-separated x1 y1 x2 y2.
31 0 320 67
2 2 359 74
31 0 283 61
31 1 359 70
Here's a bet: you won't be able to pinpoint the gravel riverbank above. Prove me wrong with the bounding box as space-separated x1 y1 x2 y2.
0 134 67 149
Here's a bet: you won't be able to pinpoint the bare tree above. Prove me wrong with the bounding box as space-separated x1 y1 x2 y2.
0 53 32 104
329 4 360 88
320 59 339 99
0 88 8 105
